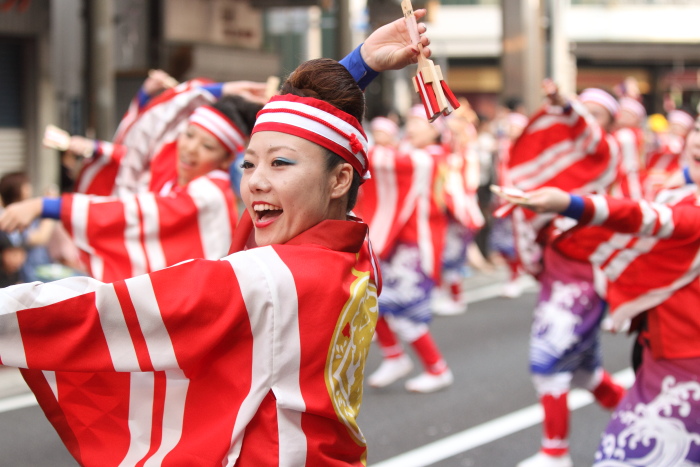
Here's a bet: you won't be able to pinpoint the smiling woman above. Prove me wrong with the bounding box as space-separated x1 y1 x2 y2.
0 9 438 464
239 58 367 247
0 57 382 467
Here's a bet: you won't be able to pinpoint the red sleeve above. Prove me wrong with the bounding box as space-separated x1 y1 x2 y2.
60 175 235 281
0 258 248 373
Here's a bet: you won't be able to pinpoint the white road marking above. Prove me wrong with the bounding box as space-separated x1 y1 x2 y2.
0 392 38 414
371 367 636 467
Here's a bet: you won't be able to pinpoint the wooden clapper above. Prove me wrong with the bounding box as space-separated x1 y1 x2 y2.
401 0 460 121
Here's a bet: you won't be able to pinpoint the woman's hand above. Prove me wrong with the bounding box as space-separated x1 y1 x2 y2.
521 187 572 213
144 69 178 95
222 81 269 104
68 136 95 157
542 78 566 107
360 9 431 72
0 198 43 232
491 185 571 214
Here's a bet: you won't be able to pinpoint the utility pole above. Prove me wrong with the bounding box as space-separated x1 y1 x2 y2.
546 0 574 97
501 0 545 113
87 0 116 139
336 0 353 59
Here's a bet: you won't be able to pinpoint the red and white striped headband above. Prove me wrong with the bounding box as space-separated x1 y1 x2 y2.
252 94 369 178
579 88 620 117
189 106 246 154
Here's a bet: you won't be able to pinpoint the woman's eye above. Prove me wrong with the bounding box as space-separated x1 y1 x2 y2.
271 158 294 167
240 160 254 169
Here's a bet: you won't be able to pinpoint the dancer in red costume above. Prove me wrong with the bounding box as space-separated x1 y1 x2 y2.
358 105 453 393
0 12 436 466
495 122 700 465
507 82 626 467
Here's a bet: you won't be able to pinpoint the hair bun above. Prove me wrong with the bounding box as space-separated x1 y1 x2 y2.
279 58 364 123
279 83 321 100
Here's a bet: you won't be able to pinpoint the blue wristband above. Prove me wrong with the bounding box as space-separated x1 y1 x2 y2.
200 83 224 99
339 44 379 91
684 166 693 185
137 88 151 109
41 197 62 220
560 194 584 220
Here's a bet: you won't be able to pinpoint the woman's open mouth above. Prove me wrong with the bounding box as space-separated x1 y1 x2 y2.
253 203 283 226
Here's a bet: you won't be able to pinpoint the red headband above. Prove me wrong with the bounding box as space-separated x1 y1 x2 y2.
252 94 369 179
189 106 246 153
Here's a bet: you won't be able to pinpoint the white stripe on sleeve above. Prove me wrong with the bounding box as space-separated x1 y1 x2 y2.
189 176 232 260
589 195 609 225
124 274 178 370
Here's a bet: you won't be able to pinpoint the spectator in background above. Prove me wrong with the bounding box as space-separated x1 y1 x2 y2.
0 171 55 283
0 231 25 287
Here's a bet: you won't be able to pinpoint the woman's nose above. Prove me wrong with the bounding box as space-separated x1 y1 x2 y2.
247 167 271 192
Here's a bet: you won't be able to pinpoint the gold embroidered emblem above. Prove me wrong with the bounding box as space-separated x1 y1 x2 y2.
325 267 379 446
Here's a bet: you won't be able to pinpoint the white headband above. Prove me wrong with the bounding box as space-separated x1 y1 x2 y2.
189 106 246 153
619 97 647 121
668 110 695 131
579 88 620 117
252 94 369 178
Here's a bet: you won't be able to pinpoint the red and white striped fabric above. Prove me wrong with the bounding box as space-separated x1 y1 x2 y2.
506 100 621 273
509 100 620 196
354 142 447 280
253 94 369 179
613 127 646 199
552 186 700 360
641 133 686 200
442 146 484 230
76 80 217 196
64 169 237 282
1 219 379 466
18 169 238 464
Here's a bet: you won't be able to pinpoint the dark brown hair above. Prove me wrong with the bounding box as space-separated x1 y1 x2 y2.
0 172 28 207
280 58 365 210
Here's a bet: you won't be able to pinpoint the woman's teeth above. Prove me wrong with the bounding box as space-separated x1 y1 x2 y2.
254 204 283 220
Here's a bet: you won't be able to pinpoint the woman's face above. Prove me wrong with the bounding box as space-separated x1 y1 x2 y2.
176 124 233 186
584 102 613 131
241 131 351 246
405 117 439 149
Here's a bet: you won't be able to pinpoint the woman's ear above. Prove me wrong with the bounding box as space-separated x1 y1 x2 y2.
329 163 354 200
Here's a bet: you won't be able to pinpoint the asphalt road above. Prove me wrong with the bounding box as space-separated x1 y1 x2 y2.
0 283 634 467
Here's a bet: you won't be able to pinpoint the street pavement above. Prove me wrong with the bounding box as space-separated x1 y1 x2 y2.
0 266 635 466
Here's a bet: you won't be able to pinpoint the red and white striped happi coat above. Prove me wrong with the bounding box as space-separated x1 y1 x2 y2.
442 146 485 231
641 134 686 201
507 100 621 274
76 79 216 197
64 169 237 282
18 169 238 465
1 219 380 466
552 185 700 360
354 143 447 281
613 127 646 200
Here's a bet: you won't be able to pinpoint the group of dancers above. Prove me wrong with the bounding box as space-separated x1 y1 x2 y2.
0 6 698 466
